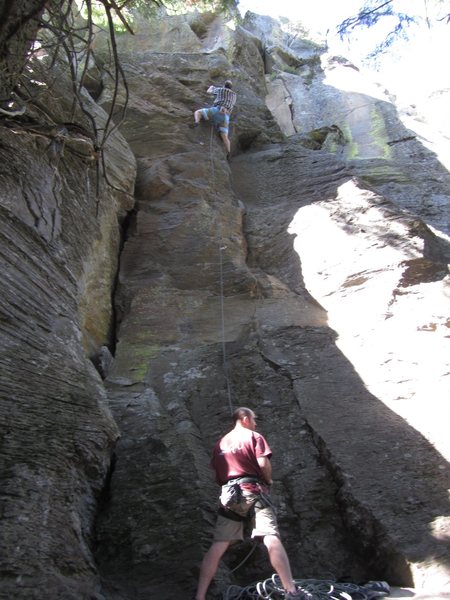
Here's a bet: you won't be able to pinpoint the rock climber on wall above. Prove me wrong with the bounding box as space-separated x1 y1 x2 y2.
190 79 237 160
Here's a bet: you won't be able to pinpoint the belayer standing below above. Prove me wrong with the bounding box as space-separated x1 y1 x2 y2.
190 80 237 160
194 407 312 600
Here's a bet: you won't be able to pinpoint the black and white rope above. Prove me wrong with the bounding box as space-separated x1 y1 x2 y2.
224 575 390 600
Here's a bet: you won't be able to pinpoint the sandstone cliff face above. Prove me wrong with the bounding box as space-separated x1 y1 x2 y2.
0 8 449 600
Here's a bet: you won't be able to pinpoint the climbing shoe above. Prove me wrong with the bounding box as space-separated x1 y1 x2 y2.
361 581 390 599
363 581 390 594
189 122 199 128
226 152 231 161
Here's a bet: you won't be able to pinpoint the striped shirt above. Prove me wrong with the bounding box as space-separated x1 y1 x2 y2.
210 86 237 113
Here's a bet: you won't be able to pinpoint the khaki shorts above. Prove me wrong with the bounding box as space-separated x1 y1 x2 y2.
213 491 280 541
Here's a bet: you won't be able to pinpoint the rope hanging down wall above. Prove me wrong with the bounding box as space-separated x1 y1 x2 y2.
209 125 233 416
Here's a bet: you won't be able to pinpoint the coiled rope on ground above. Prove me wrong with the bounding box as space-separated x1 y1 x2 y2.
224 574 390 600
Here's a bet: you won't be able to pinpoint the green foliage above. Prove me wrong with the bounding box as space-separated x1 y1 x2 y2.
76 0 237 34
76 0 133 33
127 0 237 20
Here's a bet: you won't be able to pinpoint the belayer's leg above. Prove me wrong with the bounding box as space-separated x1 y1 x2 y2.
195 540 230 600
263 534 297 594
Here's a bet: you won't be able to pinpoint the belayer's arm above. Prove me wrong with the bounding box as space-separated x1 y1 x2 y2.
257 456 273 485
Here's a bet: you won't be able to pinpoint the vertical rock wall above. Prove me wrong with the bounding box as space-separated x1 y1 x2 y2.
91 9 449 600
1 8 449 600
0 62 136 598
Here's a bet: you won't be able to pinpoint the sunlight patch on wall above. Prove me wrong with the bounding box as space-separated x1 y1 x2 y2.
288 179 450 463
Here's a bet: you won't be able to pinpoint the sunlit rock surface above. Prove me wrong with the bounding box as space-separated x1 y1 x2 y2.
1 7 449 600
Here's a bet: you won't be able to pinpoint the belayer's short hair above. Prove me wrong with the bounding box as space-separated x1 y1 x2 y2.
233 407 255 423
224 80 233 89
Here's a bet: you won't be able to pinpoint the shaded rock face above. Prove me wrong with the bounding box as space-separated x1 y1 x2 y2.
1 8 450 600
0 59 136 599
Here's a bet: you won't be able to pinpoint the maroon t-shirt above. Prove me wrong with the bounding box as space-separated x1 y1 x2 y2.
210 427 272 485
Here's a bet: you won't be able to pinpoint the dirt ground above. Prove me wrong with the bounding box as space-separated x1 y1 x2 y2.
389 588 450 599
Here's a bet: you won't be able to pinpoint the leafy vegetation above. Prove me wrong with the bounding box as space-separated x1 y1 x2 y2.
76 0 236 31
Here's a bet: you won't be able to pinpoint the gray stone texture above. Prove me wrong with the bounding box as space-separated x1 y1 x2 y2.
0 57 135 599
1 7 449 600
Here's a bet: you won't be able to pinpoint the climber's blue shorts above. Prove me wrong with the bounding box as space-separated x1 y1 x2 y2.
200 106 230 135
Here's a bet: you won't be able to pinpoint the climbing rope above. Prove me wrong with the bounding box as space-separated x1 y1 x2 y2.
200 118 393 600
224 574 390 600
228 541 259 575
209 124 233 416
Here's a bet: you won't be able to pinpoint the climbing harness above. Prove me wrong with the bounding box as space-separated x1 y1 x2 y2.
223 574 391 600
217 476 278 577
